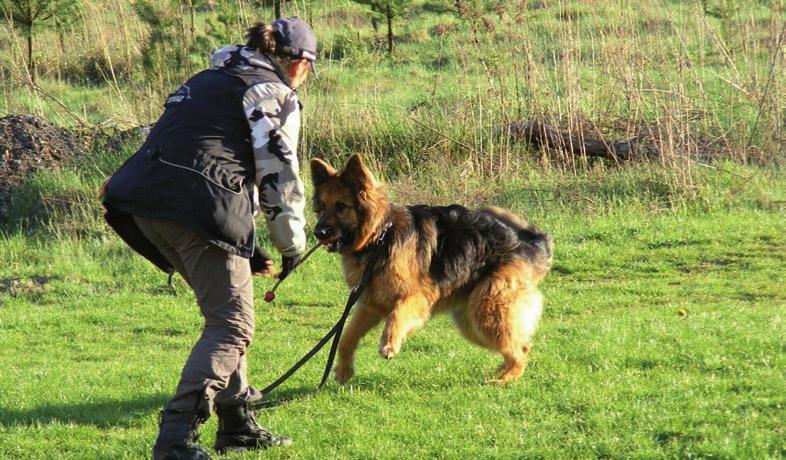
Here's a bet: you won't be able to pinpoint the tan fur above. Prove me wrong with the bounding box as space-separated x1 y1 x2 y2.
98 176 111 199
312 155 548 385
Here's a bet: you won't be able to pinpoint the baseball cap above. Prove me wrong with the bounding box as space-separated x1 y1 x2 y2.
273 17 318 75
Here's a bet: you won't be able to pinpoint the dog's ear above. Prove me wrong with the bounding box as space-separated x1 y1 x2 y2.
310 158 337 187
341 154 375 192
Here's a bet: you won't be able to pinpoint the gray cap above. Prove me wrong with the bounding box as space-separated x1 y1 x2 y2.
273 17 317 73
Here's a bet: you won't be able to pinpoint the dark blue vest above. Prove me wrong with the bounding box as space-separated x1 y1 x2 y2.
103 63 288 271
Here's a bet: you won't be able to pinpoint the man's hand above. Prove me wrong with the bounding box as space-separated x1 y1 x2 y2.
279 254 301 279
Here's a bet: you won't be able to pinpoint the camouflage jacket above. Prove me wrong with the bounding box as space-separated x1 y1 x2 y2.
211 46 306 257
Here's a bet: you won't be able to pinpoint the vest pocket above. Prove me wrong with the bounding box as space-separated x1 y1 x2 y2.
157 156 245 195
202 159 245 194
153 145 248 195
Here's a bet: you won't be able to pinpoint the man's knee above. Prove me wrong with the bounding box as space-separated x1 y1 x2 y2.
203 293 254 333
203 322 254 349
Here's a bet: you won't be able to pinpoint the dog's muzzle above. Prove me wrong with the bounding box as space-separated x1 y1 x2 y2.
314 224 341 252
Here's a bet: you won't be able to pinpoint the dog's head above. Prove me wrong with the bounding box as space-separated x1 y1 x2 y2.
310 154 388 253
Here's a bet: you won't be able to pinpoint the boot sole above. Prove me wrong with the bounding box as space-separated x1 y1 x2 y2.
215 435 293 453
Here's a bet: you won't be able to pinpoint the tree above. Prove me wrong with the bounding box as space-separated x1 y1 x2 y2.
254 0 287 18
352 0 412 54
135 0 194 86
0 0 79 82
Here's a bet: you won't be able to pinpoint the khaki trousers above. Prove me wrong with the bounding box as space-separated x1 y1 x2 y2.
133 216 261 414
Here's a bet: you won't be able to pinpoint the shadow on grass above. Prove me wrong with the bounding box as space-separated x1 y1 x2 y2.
0 383 388 429
280 301 336 308
255 372 422 407
0 393 169 428
255 386 323 409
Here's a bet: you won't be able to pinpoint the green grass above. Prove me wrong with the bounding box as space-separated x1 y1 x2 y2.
1 0 785 457
1 188 784 458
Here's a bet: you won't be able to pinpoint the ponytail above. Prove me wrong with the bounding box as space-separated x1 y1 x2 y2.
245 22 278 54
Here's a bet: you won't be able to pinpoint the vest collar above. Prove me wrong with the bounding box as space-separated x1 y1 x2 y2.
210 45 296 92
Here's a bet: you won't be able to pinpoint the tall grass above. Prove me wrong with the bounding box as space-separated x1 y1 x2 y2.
0 0 784 183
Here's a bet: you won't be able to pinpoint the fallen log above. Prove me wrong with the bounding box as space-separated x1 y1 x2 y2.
508 120 660 162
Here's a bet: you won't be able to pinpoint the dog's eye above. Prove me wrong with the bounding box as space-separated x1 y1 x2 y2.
335 202 347 213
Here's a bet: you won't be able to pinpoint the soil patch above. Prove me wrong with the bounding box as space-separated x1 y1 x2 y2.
0 114 90 220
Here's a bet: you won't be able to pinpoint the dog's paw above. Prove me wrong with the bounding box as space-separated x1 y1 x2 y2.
483 378 510 386
334 364 354 384
379 344 399 359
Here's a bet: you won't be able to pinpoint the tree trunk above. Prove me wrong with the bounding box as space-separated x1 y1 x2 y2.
27 33 35 83
386 3 393 54
275 0 281 18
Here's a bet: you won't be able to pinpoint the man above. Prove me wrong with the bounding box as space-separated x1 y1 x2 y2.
102 17 316 460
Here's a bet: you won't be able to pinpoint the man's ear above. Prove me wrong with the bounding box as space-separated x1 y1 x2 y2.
341 154 375 192
310 158 337 187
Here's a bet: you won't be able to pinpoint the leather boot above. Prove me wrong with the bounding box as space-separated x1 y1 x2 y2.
214 402 292 453
152 410 212 460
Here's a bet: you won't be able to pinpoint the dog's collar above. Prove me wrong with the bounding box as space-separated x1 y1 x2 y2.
376 222 393 245
351 222 392 288
367 221 393 256
354 222 393 254
351 222 393 273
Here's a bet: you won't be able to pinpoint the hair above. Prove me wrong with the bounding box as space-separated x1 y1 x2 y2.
245 22 277 53
245 22 295 67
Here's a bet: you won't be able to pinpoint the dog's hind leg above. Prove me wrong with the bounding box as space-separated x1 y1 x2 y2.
467 260 542 384
490 290 542 384
335 306 384 384
379 295 431 359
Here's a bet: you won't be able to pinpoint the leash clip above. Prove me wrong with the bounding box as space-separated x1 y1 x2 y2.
377 222 393 245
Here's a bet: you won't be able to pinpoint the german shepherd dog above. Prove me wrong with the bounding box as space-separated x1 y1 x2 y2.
310 154 552 384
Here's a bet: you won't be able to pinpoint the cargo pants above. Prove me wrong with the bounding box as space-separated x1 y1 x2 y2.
133 216 261 415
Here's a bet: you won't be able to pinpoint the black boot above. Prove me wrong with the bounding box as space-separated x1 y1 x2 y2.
153 410 212 460
214 402 292 453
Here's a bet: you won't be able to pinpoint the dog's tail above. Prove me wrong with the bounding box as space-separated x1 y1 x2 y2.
481 206 553 276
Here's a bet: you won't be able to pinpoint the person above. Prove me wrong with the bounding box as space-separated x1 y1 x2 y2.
101 17 316 460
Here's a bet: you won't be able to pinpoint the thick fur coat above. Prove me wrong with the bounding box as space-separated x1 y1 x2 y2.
310 154 552 384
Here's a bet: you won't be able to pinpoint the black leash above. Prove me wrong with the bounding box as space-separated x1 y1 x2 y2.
259 223 392 397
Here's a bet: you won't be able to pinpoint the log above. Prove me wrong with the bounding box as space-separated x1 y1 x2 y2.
508 120 660 162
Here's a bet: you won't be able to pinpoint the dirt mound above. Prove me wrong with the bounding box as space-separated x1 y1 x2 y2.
0 115 89 219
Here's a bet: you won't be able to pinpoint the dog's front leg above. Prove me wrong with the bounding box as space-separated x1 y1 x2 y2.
335 306 383 384
379 296 429 359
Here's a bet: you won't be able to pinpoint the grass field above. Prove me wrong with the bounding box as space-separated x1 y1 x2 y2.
1 161 785 459
1 0 785 458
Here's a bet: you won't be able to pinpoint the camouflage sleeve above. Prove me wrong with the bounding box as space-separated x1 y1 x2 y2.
243 82 306 257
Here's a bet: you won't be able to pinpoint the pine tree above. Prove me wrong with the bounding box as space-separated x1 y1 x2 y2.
351 0 412 54
0 0 80 82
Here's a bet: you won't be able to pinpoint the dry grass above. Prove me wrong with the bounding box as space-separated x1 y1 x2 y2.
0 0 783 189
